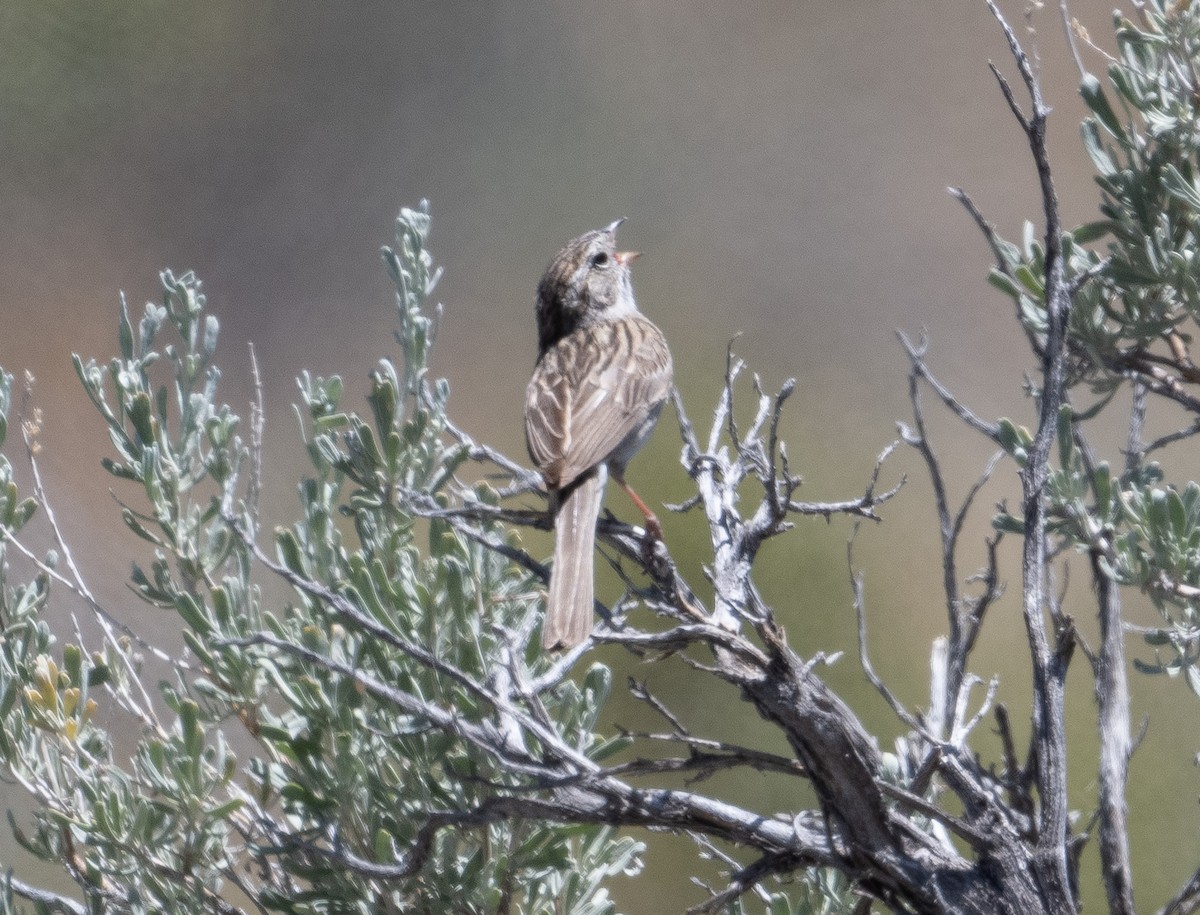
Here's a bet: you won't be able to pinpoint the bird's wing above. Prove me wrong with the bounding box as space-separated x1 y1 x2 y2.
525 316 672 490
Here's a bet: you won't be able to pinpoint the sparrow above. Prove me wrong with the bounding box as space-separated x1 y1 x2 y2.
524 220 674 650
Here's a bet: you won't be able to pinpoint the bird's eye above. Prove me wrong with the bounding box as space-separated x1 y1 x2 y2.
589 252 609 268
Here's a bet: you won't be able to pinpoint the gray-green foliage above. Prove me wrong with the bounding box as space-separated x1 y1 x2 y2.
0 204 645 914
988 0 1200 696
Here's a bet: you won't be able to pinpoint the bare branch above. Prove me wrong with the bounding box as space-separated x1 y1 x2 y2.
1109 350 1200 415
6 876 88 915
876 781 988 850
1142 418 1200 458
1163 865 1200 915
848 531 924 735
949 187 1017 280
1089 540 1135 915
18 380 163 730
897 332 1002 441
788 442 904 522
1066 256 1110 296
988 61 1032 132
976 2 1076 907
685 852 801 915
898 334 1005 739
444 414 544 496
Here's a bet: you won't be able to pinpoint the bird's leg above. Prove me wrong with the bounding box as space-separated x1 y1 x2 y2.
612 472 663 542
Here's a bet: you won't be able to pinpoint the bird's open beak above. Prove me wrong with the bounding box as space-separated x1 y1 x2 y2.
614 250 641 267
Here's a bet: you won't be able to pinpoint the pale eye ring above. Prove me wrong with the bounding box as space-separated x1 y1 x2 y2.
589 252 609 268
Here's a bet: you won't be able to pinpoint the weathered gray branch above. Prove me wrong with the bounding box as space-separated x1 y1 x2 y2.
6 875 88 915
975 1 1075 908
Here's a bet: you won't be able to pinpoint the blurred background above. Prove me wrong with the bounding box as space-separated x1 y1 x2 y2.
2 1 1198 911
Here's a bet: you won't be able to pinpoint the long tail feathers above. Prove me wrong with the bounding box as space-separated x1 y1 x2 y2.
543 469 605 651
